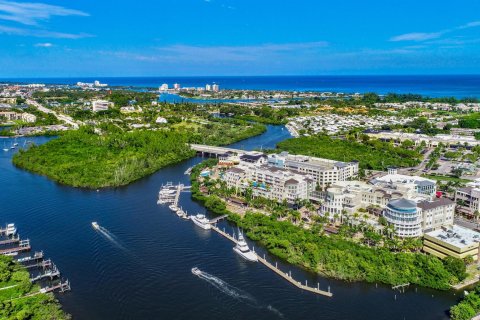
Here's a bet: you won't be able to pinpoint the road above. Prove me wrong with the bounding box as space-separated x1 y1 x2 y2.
454 217 480 231
27 99 81 129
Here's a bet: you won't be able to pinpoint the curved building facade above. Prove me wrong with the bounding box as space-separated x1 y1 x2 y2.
384 198 422 238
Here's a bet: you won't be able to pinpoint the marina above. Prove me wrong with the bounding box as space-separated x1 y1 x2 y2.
0 223 70 295
0 127 460 319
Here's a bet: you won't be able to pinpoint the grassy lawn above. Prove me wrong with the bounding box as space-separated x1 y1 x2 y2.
422 174 471 184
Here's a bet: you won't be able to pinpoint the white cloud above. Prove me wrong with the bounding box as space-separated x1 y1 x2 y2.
390 32 443 42
0 0 88 25
0 24 91 38
34 42 52 47
391 20 480 42
98 41 329 65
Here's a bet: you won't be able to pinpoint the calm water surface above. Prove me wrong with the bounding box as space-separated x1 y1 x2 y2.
0 126 461 319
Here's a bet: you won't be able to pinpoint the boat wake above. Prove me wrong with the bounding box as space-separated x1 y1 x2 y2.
95 226 129 253
193 269 284 318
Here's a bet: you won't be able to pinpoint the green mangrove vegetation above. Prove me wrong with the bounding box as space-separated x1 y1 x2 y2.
450 286 480 320
0 255 70 320
13 127 195 188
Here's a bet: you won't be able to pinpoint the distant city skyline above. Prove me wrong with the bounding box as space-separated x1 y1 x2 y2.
0 0 480 77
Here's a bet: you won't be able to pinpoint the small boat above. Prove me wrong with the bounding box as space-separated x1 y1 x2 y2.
176 207 185 217
191 214 211 230
91 222 100 230
233 231 258 262
181 214 190 220
5 223 17 236
169 204 179 212
5 252 18 257
191 267 202 276
2 148 8 152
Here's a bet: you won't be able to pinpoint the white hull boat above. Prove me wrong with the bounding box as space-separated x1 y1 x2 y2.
191 214 211 230
233 232 258 262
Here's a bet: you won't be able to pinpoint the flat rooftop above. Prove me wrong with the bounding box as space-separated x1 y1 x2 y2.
425 225 480 248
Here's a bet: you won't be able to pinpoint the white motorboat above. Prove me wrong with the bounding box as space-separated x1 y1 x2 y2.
191 214 211 230
169 204 179 212
91 222 100 230
2 148 8 152
233 232 258 262
176 207 185 217
5 223 17 236
191 267 202 276
181 213 190 220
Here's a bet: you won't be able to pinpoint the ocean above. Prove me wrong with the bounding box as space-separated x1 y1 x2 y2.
1 75 480 98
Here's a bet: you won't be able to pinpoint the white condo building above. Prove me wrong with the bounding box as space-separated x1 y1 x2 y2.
92 100 113 112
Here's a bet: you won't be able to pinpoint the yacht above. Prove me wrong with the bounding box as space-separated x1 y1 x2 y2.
5 223 17 236
91 222 100 230
191 267 202 276
191 214 211 230
233 232 258 262
169 204 179 212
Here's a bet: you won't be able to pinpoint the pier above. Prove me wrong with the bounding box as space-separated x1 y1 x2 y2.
1 223 71 295
0 234 20 245
210 224 333 297
0 239 31 255
256 254 333 297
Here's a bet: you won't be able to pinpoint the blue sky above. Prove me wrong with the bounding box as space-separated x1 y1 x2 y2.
0 0 479 77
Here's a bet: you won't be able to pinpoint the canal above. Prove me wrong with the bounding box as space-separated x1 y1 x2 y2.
0 126 460 319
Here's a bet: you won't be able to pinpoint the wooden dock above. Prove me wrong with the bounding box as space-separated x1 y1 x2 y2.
210 224 333 297
256 254 333 297
0 235 20 246
0 240 31 255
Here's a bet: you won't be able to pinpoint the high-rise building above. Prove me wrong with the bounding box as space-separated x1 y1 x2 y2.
173 83 180 89
212 84 220 92
205 84 212 91
159 84 169 91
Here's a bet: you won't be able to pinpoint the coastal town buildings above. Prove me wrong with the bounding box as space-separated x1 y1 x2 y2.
455 187 480 215
383 197 455 238
370 167 437 196
423 225 480 261
0 111 36 123
92 100 113 112
366 131 480 148
220 150 356 203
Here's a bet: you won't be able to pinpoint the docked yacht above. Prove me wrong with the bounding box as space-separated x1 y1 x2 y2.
191 214 211 230
91 222 100 230
176 207 185 217
5 223 17 236
169 204 179 212
191 267 202 276
233 232 258 262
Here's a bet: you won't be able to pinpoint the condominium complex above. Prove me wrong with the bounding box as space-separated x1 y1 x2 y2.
320 180 427 216
0 111 36 123
219 150 358 203
223 163 314 203
268 152 359 187
92 100 113 112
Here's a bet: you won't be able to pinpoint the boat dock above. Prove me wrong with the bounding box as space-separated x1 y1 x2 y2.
210 223 333 297
256 254 333 297
0 239 31 255
157 182 191 208
209 215 228 224
1 223 71 294
0 234 20 245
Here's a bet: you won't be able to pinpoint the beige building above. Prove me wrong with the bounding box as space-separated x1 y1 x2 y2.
0 111 36 123
423 225 480 261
